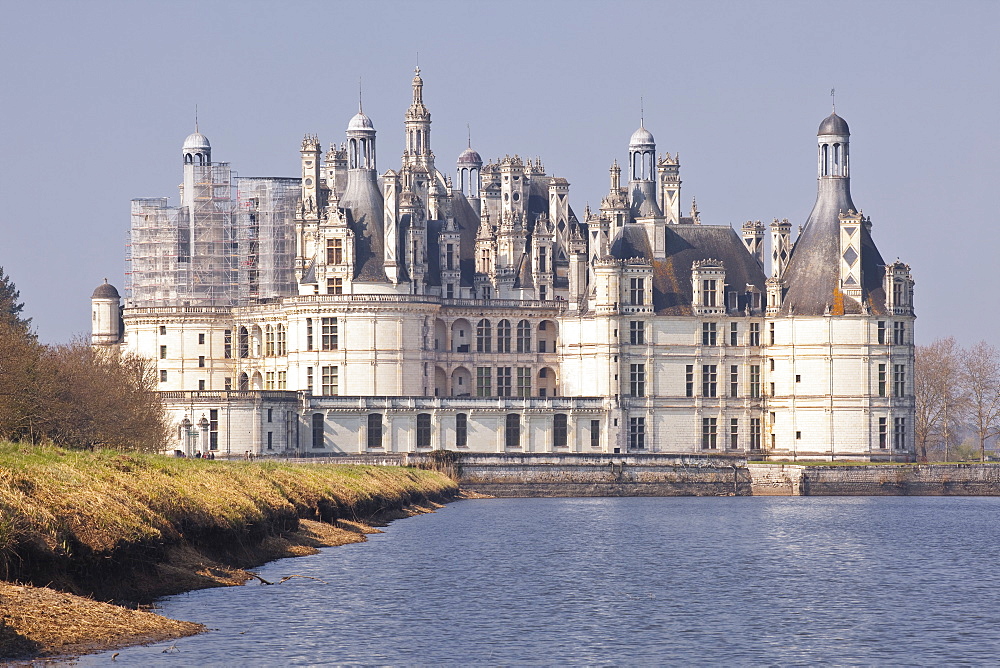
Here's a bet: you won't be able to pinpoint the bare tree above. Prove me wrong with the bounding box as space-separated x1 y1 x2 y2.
914 337 966 461
960 341 1000 462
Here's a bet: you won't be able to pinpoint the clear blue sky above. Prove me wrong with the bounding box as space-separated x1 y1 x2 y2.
1 0 996 345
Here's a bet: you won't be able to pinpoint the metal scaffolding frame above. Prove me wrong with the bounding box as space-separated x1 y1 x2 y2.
235 177 300 304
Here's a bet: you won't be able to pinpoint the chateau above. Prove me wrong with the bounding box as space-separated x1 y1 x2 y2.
92 70 916 460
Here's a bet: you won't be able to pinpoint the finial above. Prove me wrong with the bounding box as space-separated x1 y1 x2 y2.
194 104 199 132
103 277 108 284
467 123 471 148
416 50 419 74
640 96 644 128
359 77 363 113
831 87 836 113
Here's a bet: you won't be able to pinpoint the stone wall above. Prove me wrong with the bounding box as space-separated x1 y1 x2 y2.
407 452 750 497
749 463 1000 496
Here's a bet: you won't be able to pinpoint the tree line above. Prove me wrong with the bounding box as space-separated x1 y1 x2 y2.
0 267 170 451
915 338 1000 462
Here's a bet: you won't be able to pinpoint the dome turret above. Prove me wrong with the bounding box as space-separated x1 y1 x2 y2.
348 111 375 132
818 112 849 136
91 281 120 300
183 131 211 151
458 146 482 166
629 124 655 147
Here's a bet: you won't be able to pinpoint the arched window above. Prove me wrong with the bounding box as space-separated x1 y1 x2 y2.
265 325 274 356
505 413 520 449
276 324 286 356
821 144 829 176
516 320 531 353
238 327 249 359
497 319 512 353
350 139 358 168
476 318 492 353
238 372 249 391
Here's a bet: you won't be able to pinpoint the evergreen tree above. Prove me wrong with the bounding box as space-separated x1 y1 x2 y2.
0 266 31 332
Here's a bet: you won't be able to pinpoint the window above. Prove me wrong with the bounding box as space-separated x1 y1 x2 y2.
893 417 906 449
328 277 343 295
160 345 167 359
702 365 717 397
497 367 512 397
749 365 761 398
539 246 547 273
770 382 776 396
209 409 218 450
265 326 274 356
417 413 432 448
796 431 802 440
321 366 338 396
590 420 600 448
730 418 739 449
456 413 468 447
629 417 645 450
477 319 492 353
516 320 531 353
312 413 324 448
267 408 273 423
893 321 905 345
878 364 887 397
749 322 760 346
629 278 645 305
702 417 718 449
879 417 888 449
629 320 645 345
497 320 512 353
198 379 206 391
517 367 531 397
877 321 886 344
367 414 383 449
554 414 568 448
769 358 775 371
199 333 205 345
267 432 273 450
306 318 313 351
321 318 338 350
894 364 906 398
795 374 801 383
306 367 313 395
265 372 274 389
446 283 454 299
159 326 166 335
769 322 775 345
277 371 286 389
446 243 455 270
730 365 739 398
630 364 646 396
701 322 717 346
224 329 232 359
750 418 762 450
730 322 738 346
239 327 249 358
505 414 521 448
476 367 491 397
195 355 204 368
685 365 694 397
160 369 167 382
539 286 547 301
703 279 717 307
326 238 343 265
224 377 232 391
276 325 286 356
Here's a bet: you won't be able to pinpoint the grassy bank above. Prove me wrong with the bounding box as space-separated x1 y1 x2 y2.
0 442 458 659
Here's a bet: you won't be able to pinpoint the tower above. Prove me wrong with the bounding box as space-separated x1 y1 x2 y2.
742 220 765 265
628 122 661 220
457 139 483 212
181 128 211 210
403 66 433 173
91 281 122 346
657 152 681 224
300 134 322 219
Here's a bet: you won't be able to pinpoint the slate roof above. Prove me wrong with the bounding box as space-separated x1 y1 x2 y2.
778 178 887 316
341 169 387 282
651 225 767 315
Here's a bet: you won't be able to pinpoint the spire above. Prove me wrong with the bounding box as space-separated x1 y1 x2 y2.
194 104 199 133
467 123 471 148
358 77 363 114
640 96 644 128
831 87 836 113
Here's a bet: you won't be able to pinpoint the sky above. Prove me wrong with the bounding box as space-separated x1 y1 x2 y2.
0 0 997 345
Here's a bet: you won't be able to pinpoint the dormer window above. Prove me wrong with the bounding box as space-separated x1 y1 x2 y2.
629 278 645 306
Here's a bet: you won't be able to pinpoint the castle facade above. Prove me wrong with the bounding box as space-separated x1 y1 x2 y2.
93 70 916 460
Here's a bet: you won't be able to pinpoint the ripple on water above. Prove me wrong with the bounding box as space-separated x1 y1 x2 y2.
77 496 1000 666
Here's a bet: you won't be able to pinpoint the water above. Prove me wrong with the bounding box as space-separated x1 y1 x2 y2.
80 497 1000 665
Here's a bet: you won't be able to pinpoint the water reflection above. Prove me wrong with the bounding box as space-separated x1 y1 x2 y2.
78 497 1000 666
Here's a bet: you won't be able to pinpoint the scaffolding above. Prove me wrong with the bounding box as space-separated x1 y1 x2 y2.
126 164 238 307
235 177 299 304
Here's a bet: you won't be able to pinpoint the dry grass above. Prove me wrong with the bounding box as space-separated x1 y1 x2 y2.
0 582 205 659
